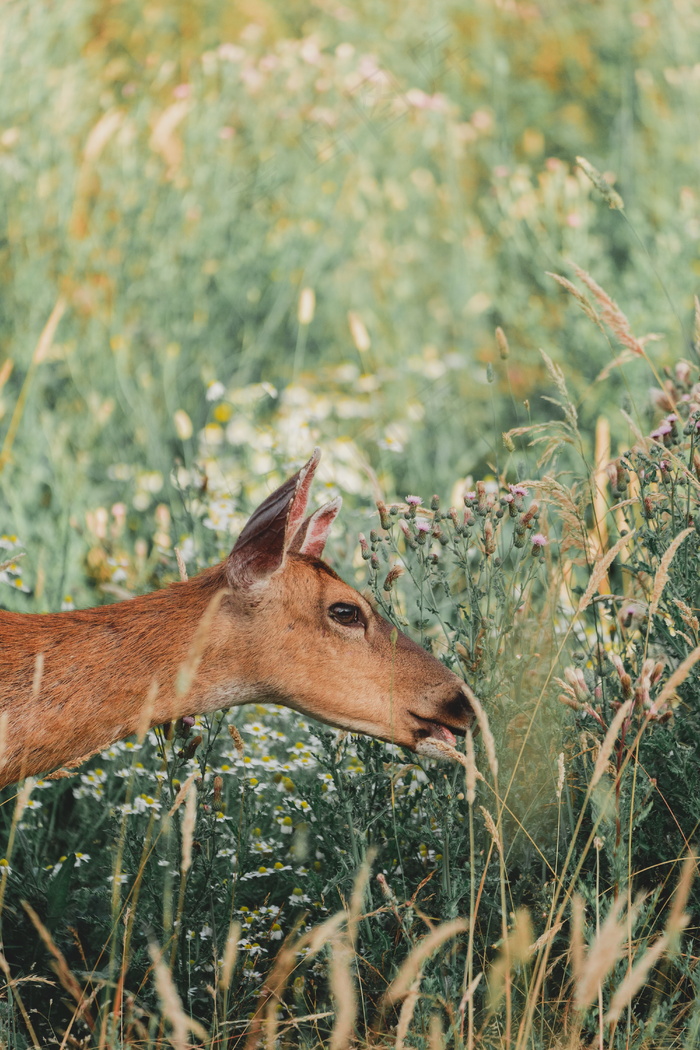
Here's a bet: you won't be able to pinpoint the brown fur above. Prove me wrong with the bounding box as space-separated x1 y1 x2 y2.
0 455 473 787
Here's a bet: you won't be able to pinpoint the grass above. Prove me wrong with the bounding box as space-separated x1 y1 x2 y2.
1 0 700 1045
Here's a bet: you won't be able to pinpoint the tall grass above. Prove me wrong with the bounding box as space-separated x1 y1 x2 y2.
2 282 700 1045
2 0 700 1045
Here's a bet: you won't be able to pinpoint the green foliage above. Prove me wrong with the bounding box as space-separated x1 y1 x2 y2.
1 0 700 1045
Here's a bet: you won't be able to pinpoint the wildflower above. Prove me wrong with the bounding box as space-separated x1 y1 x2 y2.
137 794 162 812
244 722 269 737
270 923 283 940
0 858 11 875
289 887 311 904
531 533 548 557
405 495 423 506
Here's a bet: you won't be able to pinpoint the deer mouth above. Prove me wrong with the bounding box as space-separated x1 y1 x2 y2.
411 714 466 747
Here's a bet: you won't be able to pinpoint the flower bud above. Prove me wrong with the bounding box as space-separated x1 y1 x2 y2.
376 500 390 530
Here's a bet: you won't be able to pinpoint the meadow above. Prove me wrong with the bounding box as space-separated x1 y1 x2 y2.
1 0 700 1046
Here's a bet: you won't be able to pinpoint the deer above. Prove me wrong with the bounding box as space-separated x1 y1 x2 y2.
0 449 474 789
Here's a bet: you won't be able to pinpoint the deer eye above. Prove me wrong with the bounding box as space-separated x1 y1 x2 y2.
329 602 363 626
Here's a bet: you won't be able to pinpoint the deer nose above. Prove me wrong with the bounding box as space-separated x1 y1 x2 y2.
442 689 474 732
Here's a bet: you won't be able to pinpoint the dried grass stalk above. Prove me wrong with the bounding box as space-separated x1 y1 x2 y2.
31 652 44 698
673 598 699 636
667 852 696 937
465 685 498 779
528 922 563 957
135 679 159 743
245 913 345 1050
22 900 94 1029
0 951 42 1049
605 934 669 1021
575 896 642 1009
176 589 227 698
488 908 533 1008
0 552 24 574
480 806 503 856
651 645 700 713
590 700 632 789
219 920 241 992
168 771 199 816
573 265 645 356
547 271 603 329
578 531 636 613
348 850 374 944
649 528 694 616
0 711 8 769
540 349 578 430
570 896 585 987
14 778 36 822
556 753 566 801
576 156 625 210
383 919 468 1006
458 972 483 1016
394 975 422 1050
149 943 208 1049
428 1012 445 1050
465 729 478 804
415 736 485 785
329 935 357 1050
174 547 188 582
180 779 197 875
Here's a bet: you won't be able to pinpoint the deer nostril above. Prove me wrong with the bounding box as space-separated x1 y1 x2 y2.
443 690 473 728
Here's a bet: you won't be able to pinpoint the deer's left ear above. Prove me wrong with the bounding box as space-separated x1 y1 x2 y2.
288 497 342 559
227 449 321 587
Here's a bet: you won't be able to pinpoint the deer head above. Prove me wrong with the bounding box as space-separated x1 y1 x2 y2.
207 449 473 751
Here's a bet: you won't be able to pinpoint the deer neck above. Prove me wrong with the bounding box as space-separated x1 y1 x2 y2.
0 565 256 785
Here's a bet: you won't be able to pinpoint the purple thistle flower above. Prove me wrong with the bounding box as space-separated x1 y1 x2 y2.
531 533 548 547
405 495 423 506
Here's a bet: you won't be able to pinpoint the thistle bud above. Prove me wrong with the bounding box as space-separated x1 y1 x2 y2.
415 521 430 545
483 519 496 556
359 534 371 560
383 565 404 592
399 518 418 549
180 735 203 761
376 500 390 530
521 501 539 527
213 775 224 811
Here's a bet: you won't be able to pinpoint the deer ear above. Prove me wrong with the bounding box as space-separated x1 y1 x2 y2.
227 449 321 587
288 497 342 559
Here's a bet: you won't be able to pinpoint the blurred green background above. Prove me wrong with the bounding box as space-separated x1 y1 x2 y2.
1 0 699 608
